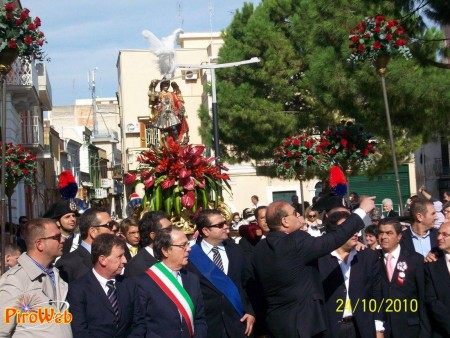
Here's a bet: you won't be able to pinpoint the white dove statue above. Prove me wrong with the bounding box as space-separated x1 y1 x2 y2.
142 28 184 79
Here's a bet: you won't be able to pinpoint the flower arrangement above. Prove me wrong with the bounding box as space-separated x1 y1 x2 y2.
321 121 377 172
0 142 37 191
0 1 47 61
274 132 326 179
348 15 412 64
124 137 230 216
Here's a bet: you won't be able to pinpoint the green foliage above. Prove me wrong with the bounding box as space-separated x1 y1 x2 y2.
209 0 450 174
197 104 213 148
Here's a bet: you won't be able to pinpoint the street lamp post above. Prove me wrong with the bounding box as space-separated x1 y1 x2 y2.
178 57 260 197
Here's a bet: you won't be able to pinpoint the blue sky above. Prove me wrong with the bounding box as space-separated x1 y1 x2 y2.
21 0 260 106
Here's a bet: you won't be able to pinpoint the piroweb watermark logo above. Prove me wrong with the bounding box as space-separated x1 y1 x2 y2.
4 294 72 329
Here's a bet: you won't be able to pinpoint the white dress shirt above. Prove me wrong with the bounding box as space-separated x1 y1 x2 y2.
201 240 229 274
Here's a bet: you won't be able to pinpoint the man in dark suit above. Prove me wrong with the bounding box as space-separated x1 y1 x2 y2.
67 233 146 338
136 226 207 338
187 209 255 338
400 198 438 257
377 219 431 338
56 207 114 282
124 211 171 277
252 197 375 338
318 210 384 338
44 200 80 255
425 221 450 337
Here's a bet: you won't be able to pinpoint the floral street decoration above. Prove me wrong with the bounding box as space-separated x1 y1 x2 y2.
348 15 412 64
321 121 377 173
274 132 326 179
0 142 37 192
0 1 47 61
124 137 230 230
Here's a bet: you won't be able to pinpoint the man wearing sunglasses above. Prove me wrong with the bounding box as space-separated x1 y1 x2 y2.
187 209 255 338
56 207 114 283
0 218 72 337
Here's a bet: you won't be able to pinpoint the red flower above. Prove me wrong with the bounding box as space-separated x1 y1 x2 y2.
180 177 195 191
4 3 15 10
386 34 393 41
20 11 29 19
34 17 41 27
307 155 313 162
304 141 312 149
179 168 191 178
124 173 137 185
181 191 195 209
23 169 29 175
293 139 300 146
373 41 381 50
330 149 337 155
362 149 369 157
8 40 17 49
340 139 348 148
143 175 155 189
37 40 44 46
284 162 290 169
374 26 381 33
161 177 175 190
287 151 293 158
27 23 36 30
24 36 33 45
357 44 364 52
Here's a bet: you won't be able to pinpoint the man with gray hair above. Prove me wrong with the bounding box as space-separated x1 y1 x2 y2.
136 227 207 337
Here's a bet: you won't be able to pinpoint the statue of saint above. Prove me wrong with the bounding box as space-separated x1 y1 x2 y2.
148 78 189 143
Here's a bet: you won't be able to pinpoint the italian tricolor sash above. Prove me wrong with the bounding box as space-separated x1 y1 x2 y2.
146 262 195 337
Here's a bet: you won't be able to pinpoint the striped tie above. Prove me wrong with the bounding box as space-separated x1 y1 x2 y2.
106 280 119 320
212 246 224 272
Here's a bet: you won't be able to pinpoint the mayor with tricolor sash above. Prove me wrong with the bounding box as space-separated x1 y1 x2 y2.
187 209 255 338
136 227 207 338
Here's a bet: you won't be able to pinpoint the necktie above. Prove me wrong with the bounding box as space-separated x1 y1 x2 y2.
386 253 395 281
106 280 119 320
212 246 224 272
129 246 138 256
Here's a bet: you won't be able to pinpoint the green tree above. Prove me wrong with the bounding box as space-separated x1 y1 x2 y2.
207 0 450 171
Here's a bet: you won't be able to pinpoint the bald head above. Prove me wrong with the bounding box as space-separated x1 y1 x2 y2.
266 200 290 231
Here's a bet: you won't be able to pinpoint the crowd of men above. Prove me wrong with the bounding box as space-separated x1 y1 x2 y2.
0 188 449 338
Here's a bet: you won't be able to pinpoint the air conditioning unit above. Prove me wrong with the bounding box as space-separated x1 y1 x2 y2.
125 123 140 133
184 70 198 80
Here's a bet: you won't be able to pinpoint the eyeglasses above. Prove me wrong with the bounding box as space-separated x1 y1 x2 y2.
92 221 115 230
437 232 450 238
307 214 316 218
171 242 190 250
207 221 228 229
37 233 63 242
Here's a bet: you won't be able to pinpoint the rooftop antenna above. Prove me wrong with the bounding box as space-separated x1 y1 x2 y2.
88 67 99 135
177 0 184 30
208 0 214 44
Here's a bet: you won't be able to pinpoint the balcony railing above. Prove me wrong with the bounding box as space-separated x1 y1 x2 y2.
21 111 44 152
6 58 38 88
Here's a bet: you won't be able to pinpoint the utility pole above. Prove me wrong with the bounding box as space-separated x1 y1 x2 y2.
88 67 99 136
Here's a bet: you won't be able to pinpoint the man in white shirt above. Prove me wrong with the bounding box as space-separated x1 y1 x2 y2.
378 219 431 338
67 234 145 338
318 210 384 338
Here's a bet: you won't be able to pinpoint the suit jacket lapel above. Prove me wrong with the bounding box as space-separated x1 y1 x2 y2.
87 271 115 315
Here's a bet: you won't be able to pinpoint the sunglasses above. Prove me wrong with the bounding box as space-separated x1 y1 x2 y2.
207 221 228 229
307 214 316 218
92 221 116 230
37 233 63 242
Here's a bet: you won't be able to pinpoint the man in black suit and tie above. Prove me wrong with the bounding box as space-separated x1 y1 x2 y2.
136 226 207 338
124 211 172 277
252 196 375 338
318 210 384 338
377 219 431 338
400 199 439 258
187 209 255 338
56 207 114 282
67 233 146 338
425 221 450 337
